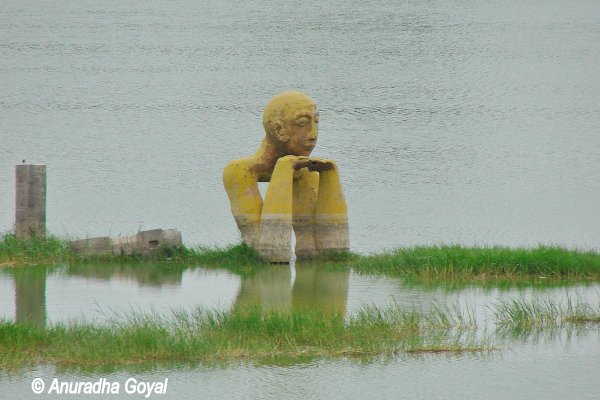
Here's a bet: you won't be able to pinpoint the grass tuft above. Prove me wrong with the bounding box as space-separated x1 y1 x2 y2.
171 242 265 265
0 233 72 266
493 297 600 331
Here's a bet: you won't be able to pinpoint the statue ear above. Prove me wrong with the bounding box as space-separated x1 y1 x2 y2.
272 122 289 143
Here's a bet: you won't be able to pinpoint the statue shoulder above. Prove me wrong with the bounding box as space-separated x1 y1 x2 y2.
223 157 256 186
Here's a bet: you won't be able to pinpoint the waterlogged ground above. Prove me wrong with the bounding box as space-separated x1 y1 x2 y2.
1 263 599 399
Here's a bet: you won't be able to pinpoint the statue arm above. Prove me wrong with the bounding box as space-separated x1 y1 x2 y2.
223 160 263 246
256 156 298 262
314 160 349 252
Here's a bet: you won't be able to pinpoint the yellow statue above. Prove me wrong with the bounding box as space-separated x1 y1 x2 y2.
223 91 349 262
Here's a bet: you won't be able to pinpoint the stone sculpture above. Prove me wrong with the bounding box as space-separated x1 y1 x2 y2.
223 91 349 262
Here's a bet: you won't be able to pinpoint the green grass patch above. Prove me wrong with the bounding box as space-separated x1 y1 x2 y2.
0 305 489 371
326 245 600 281
0 233 72 267
170 242 265 267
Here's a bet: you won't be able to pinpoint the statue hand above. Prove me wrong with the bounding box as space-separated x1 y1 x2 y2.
293 157 337 172
307 158 336 172
293 156 312 170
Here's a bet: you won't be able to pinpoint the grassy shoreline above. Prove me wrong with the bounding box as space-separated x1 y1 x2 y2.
1 234 600 281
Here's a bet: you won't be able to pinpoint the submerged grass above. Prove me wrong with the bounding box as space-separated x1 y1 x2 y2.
2 298 600 371
493 297 600 331
0 305 489 371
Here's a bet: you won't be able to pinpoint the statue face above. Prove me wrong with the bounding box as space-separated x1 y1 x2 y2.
280 103 319 156
263 91 320 156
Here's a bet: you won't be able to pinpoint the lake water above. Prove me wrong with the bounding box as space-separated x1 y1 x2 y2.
2 0 600 398
1 0 600 253
0 263 599 399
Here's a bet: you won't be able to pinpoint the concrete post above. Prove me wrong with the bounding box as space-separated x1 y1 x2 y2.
15 164 46 239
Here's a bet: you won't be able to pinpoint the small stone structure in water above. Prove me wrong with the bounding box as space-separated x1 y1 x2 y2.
223 91 349 262
70 229 182 258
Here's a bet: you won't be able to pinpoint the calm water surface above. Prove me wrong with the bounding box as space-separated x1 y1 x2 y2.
1 0 600 252
2 0 600 398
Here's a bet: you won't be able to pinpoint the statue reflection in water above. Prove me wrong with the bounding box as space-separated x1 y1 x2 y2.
234 263 350 315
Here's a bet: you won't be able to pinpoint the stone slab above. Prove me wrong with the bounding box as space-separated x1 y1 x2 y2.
70 229 182 257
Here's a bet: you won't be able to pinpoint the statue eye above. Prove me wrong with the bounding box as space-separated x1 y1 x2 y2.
294 117 310 126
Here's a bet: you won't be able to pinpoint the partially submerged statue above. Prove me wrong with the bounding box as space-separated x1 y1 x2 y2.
223 91 349 262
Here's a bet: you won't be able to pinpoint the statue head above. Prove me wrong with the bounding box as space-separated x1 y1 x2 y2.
262 91 319 157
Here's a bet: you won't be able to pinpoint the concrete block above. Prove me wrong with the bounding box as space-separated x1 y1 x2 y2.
70 237 112 256
70 229 182 258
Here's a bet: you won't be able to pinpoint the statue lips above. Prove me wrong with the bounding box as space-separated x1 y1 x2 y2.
304 139 317 150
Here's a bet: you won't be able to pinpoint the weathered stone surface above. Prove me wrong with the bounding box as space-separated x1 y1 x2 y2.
112 229 182 257
15 164 46 239
256 216 293 263
70 229 182 257
70 236 112 256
